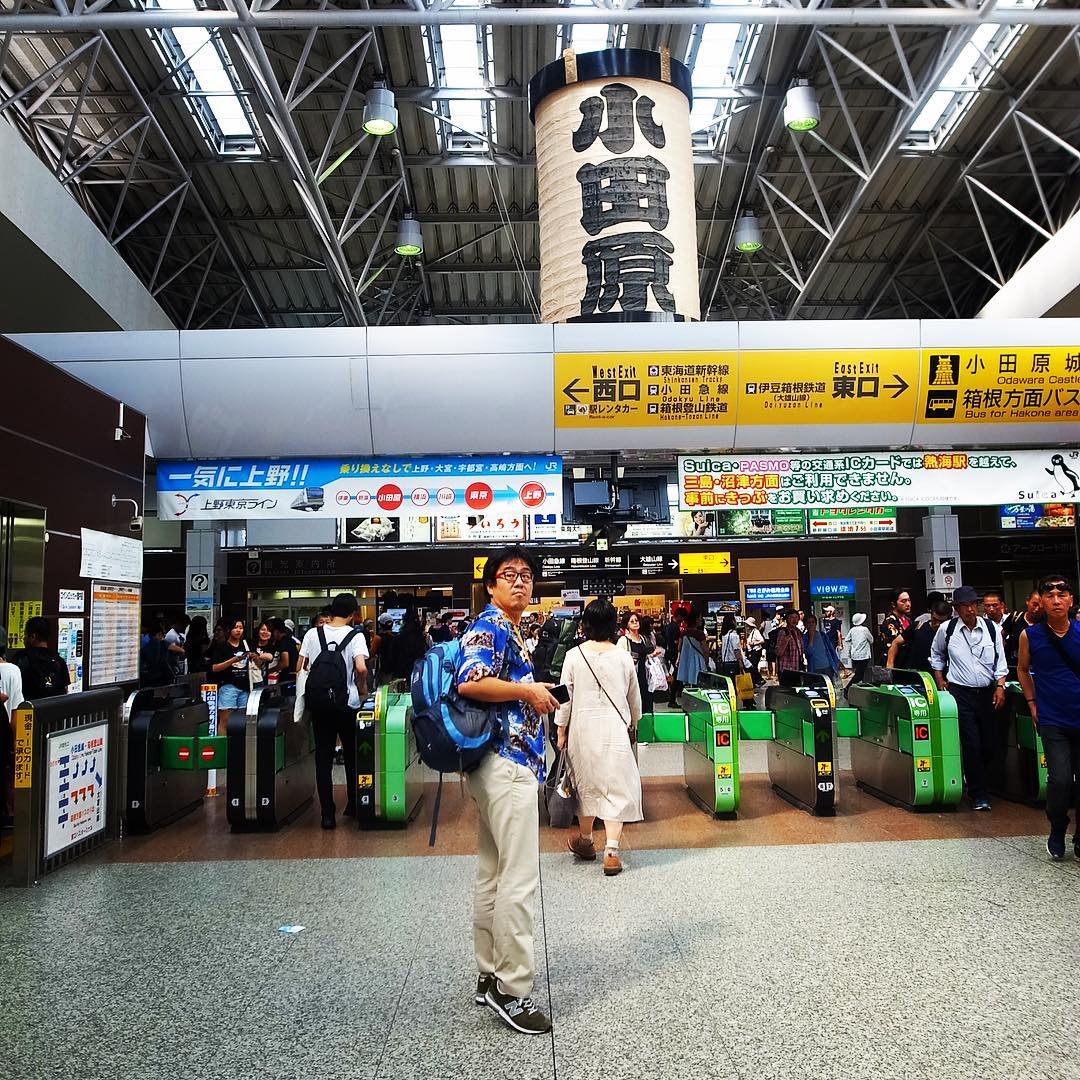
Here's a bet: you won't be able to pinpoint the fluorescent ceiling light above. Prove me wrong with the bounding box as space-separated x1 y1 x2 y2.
784 81 819 132
395 216 424 256
734 211 763 253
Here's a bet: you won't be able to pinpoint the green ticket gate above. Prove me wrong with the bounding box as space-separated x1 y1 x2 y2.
637 711 688 744
845 670 962 810
354 684 424 827
995 684 1047 805
680 679 740 816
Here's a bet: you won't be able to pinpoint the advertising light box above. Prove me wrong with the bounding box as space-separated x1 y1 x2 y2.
158 457 563 520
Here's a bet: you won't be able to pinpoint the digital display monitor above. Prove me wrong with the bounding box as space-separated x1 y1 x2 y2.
572 480 612 507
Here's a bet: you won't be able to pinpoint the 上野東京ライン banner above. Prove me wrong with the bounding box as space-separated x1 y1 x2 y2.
678 450 1080 510
157 457 563 520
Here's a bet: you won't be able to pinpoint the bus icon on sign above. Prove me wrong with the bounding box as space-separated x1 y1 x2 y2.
924 391 956 419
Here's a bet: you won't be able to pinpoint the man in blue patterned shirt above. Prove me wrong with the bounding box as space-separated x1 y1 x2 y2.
458 545 559 1035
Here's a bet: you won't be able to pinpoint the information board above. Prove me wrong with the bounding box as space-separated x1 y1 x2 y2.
57 618 85 693
678 551 731 575
80 528 143 583
920 347 1080 425
678 451 1080 509
737 349 918 426
45 722 108 858
745 584 794 604
89 582 140 687
807 507 898 535
555 352 737 428
6 599 42 650
13 706 33 789
437 515 526 543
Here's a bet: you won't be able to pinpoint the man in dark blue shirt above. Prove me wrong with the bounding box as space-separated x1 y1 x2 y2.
1017 574 1080 861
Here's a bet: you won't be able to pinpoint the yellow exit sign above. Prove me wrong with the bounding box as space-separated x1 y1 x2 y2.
678 551 731 575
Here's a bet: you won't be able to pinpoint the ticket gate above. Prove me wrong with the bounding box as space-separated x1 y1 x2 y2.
845 670 962 810
994 684 1047 805
751 672 842 816
638 711 689 744
680 679 741 816
226 686 313 831
123 682 210 833
354 685 424 827
684 672 850 817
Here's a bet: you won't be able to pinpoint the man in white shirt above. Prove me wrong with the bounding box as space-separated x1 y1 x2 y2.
164 615 188 677
297 593 369 829
930 585 1008 811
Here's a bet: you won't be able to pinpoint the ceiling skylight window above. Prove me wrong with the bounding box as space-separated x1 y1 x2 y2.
147 0 259 154
555 0 625 58
686 10 762 150
425 23 497 151
907 0 1043 150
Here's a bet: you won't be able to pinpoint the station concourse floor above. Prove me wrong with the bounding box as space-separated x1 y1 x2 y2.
4 711 1080 1080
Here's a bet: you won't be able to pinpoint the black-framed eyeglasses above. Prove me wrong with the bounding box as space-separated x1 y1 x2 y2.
496 570 534 585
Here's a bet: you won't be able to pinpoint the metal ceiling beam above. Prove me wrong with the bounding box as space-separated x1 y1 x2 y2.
6 7 1080 30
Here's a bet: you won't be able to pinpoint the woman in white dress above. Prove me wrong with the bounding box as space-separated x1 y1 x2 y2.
555 599 643 877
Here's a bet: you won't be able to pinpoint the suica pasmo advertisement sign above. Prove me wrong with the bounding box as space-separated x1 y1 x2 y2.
157 457 563 521
678 449 1080 510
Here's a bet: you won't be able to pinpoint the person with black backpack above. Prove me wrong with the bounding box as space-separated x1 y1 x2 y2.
16 616 70 700
930 585 1007 812
296 592 369 829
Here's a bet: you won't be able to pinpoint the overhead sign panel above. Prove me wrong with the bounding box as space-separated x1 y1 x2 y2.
678 551 731 575
555 352 737 428
737 349 918 426
157 457 563 520
678 450 1080 510
807 507 897 535
919 347 1080 425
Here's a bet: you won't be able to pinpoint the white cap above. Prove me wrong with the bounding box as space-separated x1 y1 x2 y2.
745 617 756 627
284 619 295 632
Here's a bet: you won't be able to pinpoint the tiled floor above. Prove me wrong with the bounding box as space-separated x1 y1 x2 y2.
3 747 1077 1080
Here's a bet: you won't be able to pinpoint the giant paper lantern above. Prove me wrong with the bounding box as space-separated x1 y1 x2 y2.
529 48 699 324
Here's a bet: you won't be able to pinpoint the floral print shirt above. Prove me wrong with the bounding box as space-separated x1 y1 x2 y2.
458 604 545 783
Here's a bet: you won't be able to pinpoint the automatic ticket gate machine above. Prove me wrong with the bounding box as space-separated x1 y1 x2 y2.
354 684 425 827
679 678 741 816
996 683 1047 805
845 670 962 810
749 671 847 816
124 682 210 833
226 685 314 831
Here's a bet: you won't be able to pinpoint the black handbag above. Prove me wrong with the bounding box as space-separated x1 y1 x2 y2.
545 750 576 828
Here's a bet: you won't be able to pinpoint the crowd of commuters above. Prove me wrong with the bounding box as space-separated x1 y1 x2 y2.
1 560 1077 1035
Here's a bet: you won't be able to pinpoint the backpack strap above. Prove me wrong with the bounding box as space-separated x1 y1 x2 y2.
316 625 329 652
1036 622 1080 683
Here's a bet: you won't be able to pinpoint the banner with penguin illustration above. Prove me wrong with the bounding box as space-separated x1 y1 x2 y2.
677 449 1080 511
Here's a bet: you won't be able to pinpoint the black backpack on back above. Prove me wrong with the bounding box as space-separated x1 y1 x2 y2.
18 648 69 699
305 626 361 711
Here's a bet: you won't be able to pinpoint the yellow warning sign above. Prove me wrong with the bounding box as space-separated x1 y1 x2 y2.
6 599 42 651
1040 753 1047 769
738 349 918 426
555 352 737 428
678 551 731 576
473 557 487 580
916 757 932 773
13 706 33 789
920 347 1080 424
816 761 832 777
717 764 732 779
357 774 373 788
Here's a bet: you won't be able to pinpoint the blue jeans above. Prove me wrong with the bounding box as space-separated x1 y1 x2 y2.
218 683 249 711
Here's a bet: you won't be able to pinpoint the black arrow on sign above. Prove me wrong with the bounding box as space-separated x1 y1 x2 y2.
563 378 588 403
884 374 910 398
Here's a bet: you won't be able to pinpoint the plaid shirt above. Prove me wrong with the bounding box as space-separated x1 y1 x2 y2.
775 628 805 673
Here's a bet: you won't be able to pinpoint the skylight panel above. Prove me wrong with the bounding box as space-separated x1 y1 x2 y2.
149 0 258 152
908 0 1043 147
686 13 760 147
